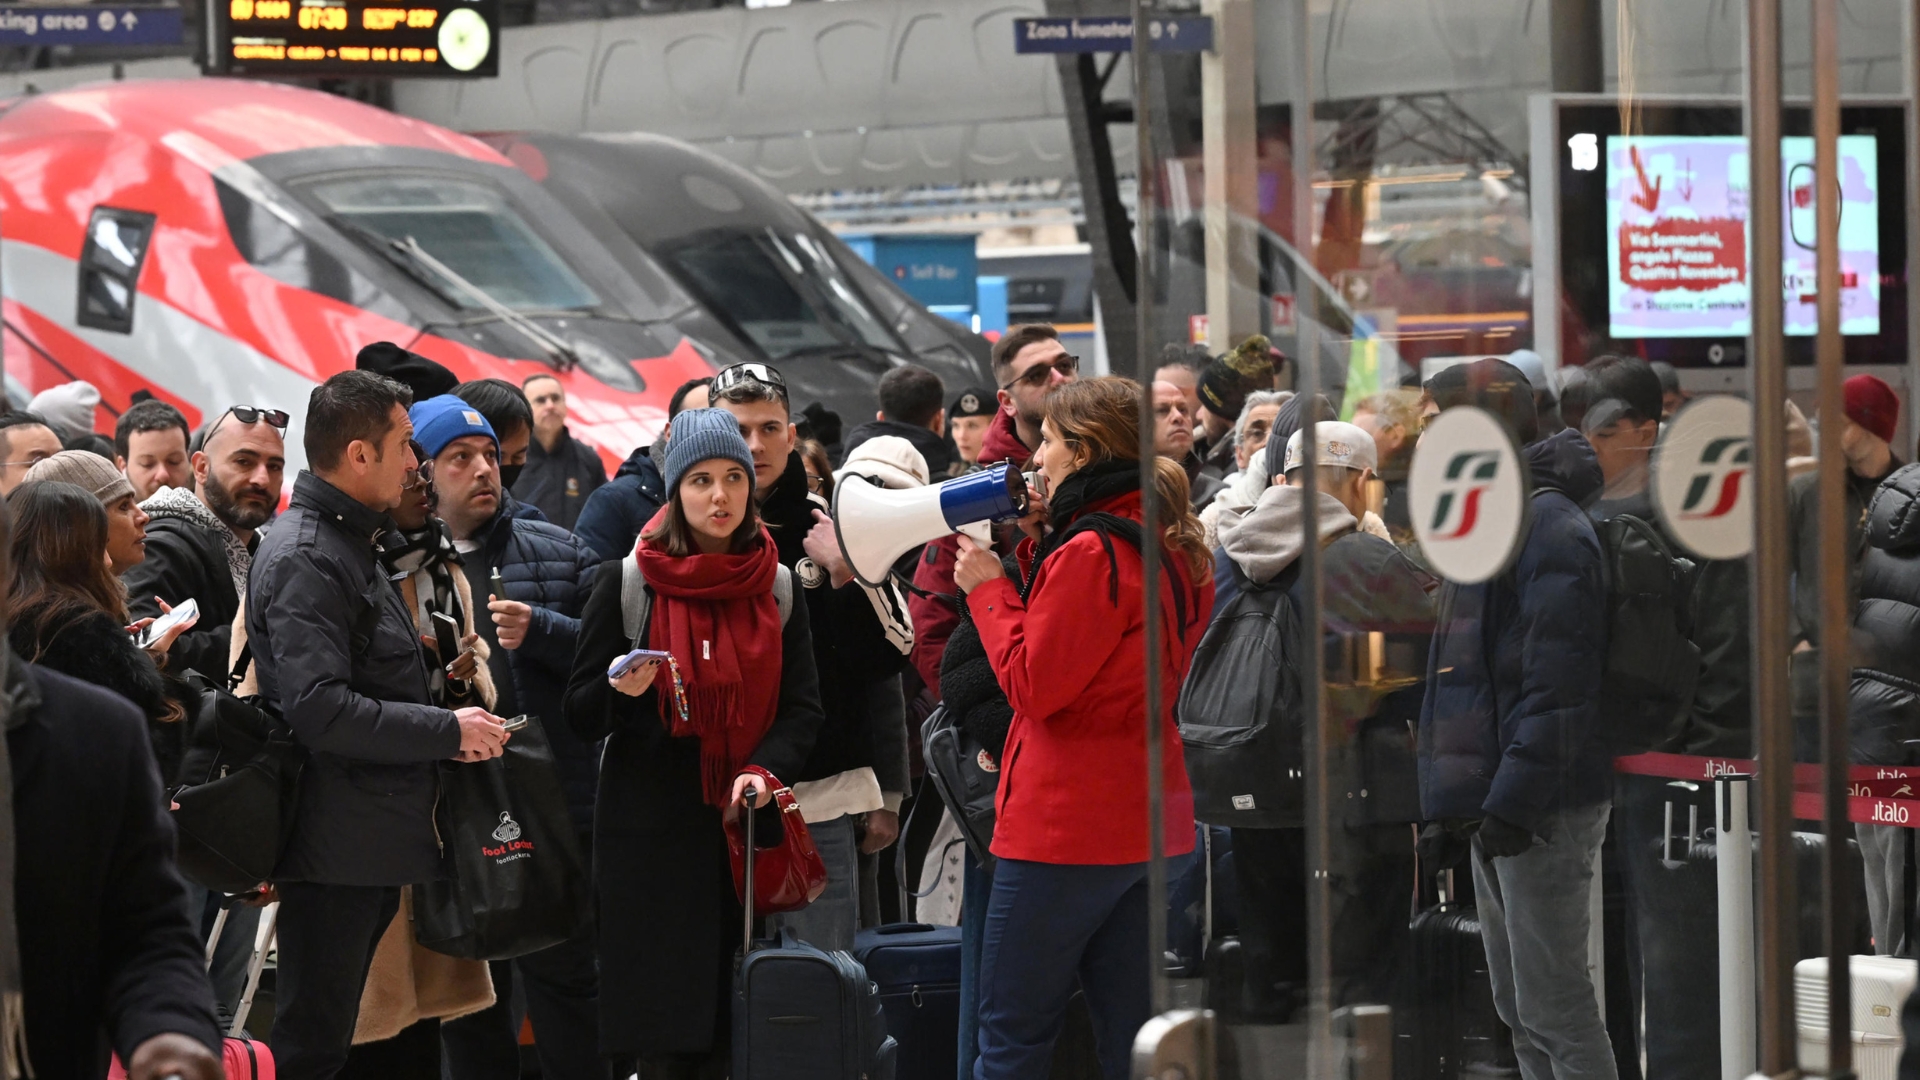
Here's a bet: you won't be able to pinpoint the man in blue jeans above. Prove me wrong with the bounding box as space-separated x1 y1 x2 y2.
1416 358 1616 1080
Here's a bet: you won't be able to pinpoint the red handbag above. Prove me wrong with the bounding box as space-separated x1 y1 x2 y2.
723 765 828 916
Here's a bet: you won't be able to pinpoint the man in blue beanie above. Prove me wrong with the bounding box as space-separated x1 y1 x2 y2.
409 395 606 1080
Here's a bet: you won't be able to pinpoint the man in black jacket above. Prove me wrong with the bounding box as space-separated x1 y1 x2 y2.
125 405 286 683
842 363 954 478
714 361 912 952
250 371 510 1080
415 393 604 1080
575 376 709 562
514 373 608 530
1583 357 1751 1080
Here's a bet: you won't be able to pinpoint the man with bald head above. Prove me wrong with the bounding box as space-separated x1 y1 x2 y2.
125 404 288 680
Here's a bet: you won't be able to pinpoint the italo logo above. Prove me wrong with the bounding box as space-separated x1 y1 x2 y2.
1677 436 1752 519
1428 451 1502 539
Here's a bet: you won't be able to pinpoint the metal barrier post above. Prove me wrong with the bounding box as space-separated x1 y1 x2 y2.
1719 775 1759 1080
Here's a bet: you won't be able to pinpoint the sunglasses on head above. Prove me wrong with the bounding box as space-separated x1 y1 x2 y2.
1000 353 1078 391
711 362 789 403
204 405 289 444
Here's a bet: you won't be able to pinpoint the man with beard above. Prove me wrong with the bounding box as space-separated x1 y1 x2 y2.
410 395 603 1080
906 324 1076 696
125 405 287 682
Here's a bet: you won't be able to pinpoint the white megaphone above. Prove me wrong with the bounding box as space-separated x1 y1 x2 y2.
832 463 1030 587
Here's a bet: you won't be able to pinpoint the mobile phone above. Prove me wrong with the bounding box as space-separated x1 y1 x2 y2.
429 609 470 693
136 597 199 648
490 567 506 600
608 648 671 679
501 714 532 732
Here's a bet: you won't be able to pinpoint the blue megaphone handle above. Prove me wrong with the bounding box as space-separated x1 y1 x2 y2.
938 464 1029 527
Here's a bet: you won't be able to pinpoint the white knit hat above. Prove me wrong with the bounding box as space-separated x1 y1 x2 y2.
27 380 100 440
835 435 930 490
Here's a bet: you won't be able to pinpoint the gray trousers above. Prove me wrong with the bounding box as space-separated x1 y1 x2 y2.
1471 801 1618 1080
1857 822 1909 955
767 814 860 953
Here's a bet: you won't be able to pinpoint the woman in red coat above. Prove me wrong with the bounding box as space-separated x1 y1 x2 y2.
953 375 1214 1080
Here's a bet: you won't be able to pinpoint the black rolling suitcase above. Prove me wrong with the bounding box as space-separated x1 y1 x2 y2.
853 923 960 1080
733 799 897 1080
1393 872 1518 1080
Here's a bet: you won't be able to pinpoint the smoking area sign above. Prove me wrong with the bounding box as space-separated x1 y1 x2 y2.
0 6 183 46
1013 15 1214 54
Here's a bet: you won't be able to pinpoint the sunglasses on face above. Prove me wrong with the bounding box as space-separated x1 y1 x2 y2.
712 362 789 403
1000 353 1078 391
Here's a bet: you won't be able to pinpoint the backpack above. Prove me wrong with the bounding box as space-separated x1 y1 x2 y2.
1594 512 1700 754
1175 560 1307 828
620 557 794 642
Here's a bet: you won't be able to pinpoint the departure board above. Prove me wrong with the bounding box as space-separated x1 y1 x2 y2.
208 0 499 78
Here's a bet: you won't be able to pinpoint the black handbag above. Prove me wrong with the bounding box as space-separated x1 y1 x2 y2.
170 646 306 894
413 714 590 961
919 704 998 871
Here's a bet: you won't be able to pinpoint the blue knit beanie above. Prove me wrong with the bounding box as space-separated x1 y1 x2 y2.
411 394 497 459
664 408 756 494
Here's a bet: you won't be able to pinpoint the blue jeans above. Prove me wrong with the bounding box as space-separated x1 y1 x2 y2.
974 859 1151 1080
958 851 994 1080
1471 802 1618 1080
767 814 859 953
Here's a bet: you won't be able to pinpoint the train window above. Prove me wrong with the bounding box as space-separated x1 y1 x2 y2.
77 207 155 334
306 175 600 313
214 178 416 326
659 226 903 361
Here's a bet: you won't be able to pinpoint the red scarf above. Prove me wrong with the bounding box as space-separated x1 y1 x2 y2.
633 516 785 807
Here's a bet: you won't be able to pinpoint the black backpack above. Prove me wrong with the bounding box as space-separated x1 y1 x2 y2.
1175 560 1308 828
1594 512 1700 754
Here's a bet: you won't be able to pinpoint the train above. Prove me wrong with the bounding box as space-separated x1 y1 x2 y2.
0 79 992 472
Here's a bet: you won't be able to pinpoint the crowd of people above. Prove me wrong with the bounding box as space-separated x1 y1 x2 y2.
6 325 1918 1080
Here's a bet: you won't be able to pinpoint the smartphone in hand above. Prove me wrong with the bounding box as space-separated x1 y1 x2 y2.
135 598 199 648
608 649 671 679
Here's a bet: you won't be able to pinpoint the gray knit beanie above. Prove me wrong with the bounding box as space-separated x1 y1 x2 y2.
663 408 757 494
25 449 133 505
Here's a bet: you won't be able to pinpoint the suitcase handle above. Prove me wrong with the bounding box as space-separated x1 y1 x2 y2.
740 786 758 958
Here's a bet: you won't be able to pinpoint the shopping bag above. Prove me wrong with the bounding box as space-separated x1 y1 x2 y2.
413 715 589 961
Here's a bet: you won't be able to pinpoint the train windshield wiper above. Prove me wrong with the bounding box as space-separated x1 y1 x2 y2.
331 216 578 373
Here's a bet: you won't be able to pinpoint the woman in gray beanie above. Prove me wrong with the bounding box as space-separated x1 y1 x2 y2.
563 408 826 1076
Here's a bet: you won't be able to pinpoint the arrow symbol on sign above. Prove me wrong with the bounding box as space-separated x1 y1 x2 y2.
123 11 137 27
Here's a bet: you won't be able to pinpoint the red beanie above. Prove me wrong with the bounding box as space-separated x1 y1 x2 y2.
1844 374 1900 445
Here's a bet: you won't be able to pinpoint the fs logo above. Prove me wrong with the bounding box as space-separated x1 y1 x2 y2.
1678 436 1751 519
1428 451 1501 539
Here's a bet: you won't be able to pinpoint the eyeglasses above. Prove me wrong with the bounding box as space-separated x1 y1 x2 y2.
805 472 827 494
404 440 435 488
999 353 1078 391
205 405 290 445
711 362 788 403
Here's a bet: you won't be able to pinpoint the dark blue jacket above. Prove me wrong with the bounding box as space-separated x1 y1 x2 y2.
467 495 601 839
1417 430 1609 831
574 444 666 562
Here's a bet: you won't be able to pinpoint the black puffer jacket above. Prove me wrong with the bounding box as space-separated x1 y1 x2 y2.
937 554 1020 760
1849 463 1920 765
8 606 186 782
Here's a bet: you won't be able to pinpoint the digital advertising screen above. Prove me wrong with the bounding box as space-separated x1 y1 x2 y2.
1554 101 1907 368
1606 134 1880 339
207 0 499 78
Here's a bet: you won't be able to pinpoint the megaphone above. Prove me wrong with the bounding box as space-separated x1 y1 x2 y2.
832 463 1030 587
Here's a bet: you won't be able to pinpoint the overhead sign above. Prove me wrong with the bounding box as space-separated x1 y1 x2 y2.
0 6 182 46
1652 394 1753 559
1012 15 1214 54
209 0 498 78
1409 406 1531 584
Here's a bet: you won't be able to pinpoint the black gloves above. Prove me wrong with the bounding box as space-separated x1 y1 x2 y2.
1476 814 1535 859
1417 821 1473 871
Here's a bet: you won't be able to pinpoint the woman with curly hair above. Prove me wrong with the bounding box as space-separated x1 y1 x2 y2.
952 375 1215 1080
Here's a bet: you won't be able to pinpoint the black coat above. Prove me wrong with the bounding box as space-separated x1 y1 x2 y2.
514 426 609 532
760 453 909 787
1850 464 1920 764
121 491 245 684
564 557 824 1057
938 554 1019 760
7 607 185 784
465 496 600 838
843 418 954 478
247 472 462 886
573 445 667 563
14 658 221 1075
